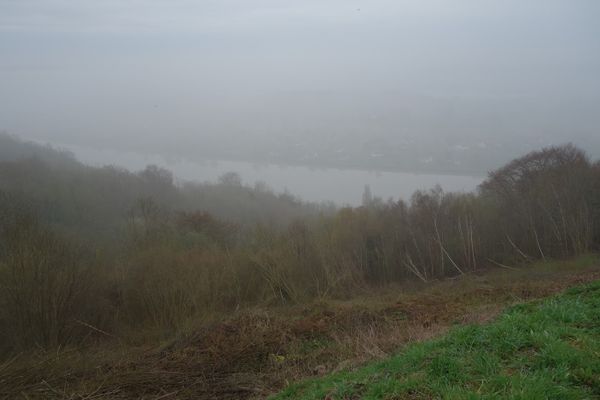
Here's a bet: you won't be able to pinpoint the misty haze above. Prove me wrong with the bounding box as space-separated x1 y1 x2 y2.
2 1 600 399
2 0 600 198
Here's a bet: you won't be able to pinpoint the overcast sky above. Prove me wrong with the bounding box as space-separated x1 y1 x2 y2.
1 0 599 164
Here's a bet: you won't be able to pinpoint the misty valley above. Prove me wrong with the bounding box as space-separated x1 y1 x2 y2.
2 1 600 399
57 141 483 205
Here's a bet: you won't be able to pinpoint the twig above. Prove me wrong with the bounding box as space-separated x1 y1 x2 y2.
73 319 118 339
486 258 519 270
154 391 179 399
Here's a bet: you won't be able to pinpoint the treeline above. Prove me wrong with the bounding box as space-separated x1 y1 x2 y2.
0 135 599 354
0 134 328 241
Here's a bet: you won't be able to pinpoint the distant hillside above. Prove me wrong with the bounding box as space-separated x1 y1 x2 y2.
0 133 79 166
0 133 327 241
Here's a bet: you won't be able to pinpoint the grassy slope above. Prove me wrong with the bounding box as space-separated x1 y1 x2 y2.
2 256 600 399
273 281 600 399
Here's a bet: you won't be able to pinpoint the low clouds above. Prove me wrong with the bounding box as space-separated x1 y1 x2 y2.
1 0 599 168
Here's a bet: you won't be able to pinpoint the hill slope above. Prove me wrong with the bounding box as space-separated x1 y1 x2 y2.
273 274 600 399
1 257 599 399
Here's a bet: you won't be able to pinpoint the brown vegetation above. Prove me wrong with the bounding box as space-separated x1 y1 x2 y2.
2 257 599 399
1 140 600 398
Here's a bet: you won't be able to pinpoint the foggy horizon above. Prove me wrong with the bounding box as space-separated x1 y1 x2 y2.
2 0 600 177
3 3 600 395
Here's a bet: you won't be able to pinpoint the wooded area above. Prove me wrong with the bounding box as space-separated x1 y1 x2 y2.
1 134 599 354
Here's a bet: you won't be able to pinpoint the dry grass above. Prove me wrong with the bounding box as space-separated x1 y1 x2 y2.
2 256 600 400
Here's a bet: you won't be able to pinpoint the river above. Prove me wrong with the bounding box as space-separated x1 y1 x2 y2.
58 143 483 206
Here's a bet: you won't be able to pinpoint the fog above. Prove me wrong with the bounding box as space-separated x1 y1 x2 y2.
2 0 600 198
52 141 480 205
3 3 600 389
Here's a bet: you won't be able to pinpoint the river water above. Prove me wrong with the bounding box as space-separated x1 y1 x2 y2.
59 143 483 206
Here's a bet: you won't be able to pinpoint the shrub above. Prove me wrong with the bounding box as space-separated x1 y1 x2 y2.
0 214 100 351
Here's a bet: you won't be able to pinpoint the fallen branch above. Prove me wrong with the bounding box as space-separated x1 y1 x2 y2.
73 319 118 339
486 258 519 271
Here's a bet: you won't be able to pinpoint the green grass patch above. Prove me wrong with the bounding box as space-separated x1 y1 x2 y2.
272 280 600 400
